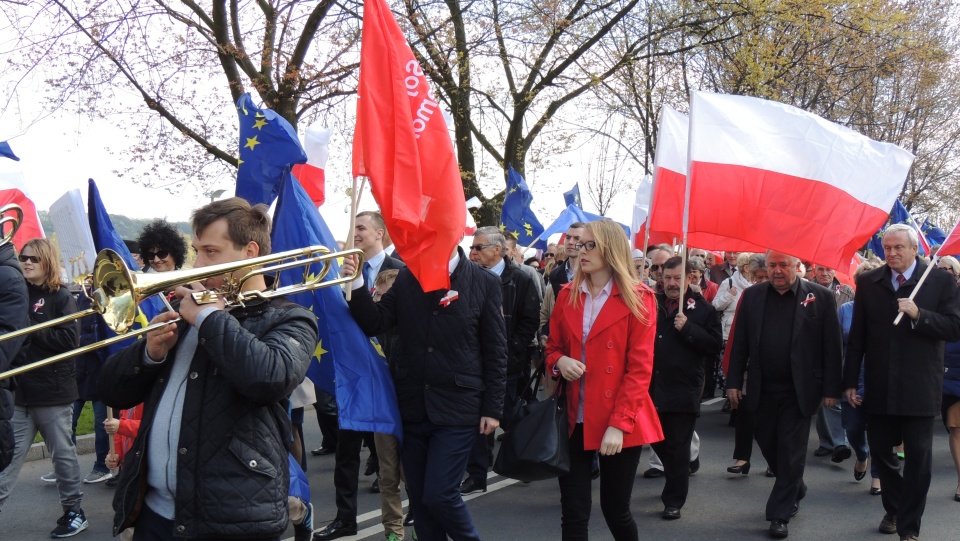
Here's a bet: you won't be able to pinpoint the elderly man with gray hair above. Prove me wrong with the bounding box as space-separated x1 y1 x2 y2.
844 223 960 541
461 226 541 495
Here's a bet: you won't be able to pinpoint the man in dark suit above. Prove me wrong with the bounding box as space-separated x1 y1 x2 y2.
313 211 406 540
726 251 843 539
844 224 960 541
709 251 739 285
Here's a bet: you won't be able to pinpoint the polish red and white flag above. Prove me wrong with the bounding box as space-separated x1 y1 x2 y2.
646 106 687 247
938 219 960 256
686 92 914 272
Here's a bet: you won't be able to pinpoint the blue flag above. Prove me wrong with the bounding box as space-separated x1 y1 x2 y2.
271 171 403 440
538 204 631 241
921 218 947 246
235 94 307 207
563 183 582 208
87 179 165 354
499 166 546 250
0 141 19 161
867 200 929 258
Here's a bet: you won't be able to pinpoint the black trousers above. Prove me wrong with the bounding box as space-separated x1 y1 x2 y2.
313 386 339 450
466 373 522 483
867 414 934 538
731 405 755 461
558 424 642 541
649 412 697 509
132 504 280 541
331 429 376 521
753 390 810 522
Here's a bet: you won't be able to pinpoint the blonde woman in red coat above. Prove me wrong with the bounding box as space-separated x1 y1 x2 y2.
546 219 664 541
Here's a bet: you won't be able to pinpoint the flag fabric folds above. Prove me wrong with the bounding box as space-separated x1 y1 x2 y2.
866 200 931 258
235 93 307 207
648 106 688 245
938 219 960 256
686 92 915 272
921 219 947 247
87 179 164 354
631 175 653 249
538 205 591 241
0 188 43 250
291 123 331 206
352 0 465 292
500 166 546 250
271 171 402 439
0 141 19 161
563 184 582 209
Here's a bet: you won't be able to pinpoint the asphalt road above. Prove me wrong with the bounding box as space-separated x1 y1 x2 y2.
3 400 958 540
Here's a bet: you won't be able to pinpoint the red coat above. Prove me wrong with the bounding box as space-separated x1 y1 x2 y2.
546 282 664 450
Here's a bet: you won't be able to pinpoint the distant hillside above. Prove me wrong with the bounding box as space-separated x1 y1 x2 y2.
38 211 191 240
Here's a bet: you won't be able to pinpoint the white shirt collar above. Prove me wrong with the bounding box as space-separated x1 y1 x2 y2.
894 258 918 282
579 277 614 298
367 250 386 271
487 258 506 277
449 252 460 275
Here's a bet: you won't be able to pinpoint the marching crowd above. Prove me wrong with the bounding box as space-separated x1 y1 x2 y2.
1 198 960 541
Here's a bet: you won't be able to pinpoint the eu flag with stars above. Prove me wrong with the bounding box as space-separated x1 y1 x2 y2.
867 199 929 258
235 93 307 207
500 165 546 250
563 183 582 209
921 219 947 246
87 179 165 354
271 171 402 439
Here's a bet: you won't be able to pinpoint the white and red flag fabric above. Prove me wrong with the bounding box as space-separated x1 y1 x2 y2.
938 220 960 256
646 106 688 246
292 123 331 206
685 92 914 272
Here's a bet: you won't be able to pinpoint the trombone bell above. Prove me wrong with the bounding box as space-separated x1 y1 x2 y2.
0 204 23 247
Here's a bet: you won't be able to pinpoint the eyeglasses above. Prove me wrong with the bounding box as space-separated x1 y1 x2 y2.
544 253 555 259
18 254 40 264
143 249 171 261
649 264 662 273
939 266 958 276
635 265 645 271
574 241 597 252
469 244 495 252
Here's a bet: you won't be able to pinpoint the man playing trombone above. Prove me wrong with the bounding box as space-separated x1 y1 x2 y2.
98 198 318 541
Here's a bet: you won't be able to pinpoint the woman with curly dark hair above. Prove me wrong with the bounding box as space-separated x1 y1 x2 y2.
136 219 188 272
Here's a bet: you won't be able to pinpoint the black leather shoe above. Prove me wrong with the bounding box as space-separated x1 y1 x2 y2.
769 520 789 539
790 501 799 517
727 461 751 475
403 512 415 526
765 468 775 478
459 478 486 495
643 468 663 478
871 486 882 496
813 446 833 457
689 457 700 475
662 507 681 520
954 492 960 502
364 456 379 476
311 446 335 456
370 477 380 493
879 513 897 534
854 460 868 481
312 518 357 540
831 444 852 463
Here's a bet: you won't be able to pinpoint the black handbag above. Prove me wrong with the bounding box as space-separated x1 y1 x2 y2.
493 366 570 482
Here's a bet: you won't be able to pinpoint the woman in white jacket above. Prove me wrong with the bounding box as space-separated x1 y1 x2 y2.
712 253 759 341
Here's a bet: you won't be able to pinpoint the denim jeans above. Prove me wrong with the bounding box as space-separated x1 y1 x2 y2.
72 399 109 472
841 402 880 478
0 404 83 512
815 401 848 449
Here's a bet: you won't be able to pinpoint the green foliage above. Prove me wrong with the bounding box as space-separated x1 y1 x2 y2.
38 210 191 240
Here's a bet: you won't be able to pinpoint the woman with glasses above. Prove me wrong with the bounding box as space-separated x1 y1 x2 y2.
0 239 89 537
136 219 188 273
938 255 960 502
546 220 662 541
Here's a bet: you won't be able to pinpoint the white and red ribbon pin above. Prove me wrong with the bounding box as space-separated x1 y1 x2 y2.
439 290 459 307
801 293 816 307
686 298 696 311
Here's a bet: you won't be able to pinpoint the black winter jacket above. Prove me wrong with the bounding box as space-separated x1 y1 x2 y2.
13 282 80 407
98 297 317 539
651 291 723 413
0 243 29 471
500 258 541 375
348 249 508 425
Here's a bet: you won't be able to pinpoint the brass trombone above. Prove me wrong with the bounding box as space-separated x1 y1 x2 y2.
0 204 22 246
0 245 363 381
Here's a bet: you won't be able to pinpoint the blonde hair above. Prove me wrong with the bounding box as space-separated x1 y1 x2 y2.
568 220 651 325
21 238 64 291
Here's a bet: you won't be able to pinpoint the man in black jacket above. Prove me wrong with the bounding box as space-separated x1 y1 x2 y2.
99 198 317 540
461 226 540 495
0 239 28 473
651 257 722 520
727 251 843 539
844 224 960 540
342 246 507 541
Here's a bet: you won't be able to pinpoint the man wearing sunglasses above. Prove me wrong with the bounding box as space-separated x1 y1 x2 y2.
539 223 587 346
136 219 188 273
0 236 29 474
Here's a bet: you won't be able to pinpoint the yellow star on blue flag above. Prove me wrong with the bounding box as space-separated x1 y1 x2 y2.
235 93 307 206
499 165 545 250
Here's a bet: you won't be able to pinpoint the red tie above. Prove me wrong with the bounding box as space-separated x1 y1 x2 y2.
896 274 906 289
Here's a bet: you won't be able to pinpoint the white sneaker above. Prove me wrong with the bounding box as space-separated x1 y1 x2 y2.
40 471 57 483
83 469 113 484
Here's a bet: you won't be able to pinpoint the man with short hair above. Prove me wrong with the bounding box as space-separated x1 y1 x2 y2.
709 251 739 285
461 227 540 495
726 251 843 539
99 197 318 540
647 245 673 291
844 223 960 541
539 223 587 345
314 211 405 540
811 264 853 463
649 257 722 519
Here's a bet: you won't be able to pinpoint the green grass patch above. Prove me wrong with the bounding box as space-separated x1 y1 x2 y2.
33 402 94 444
